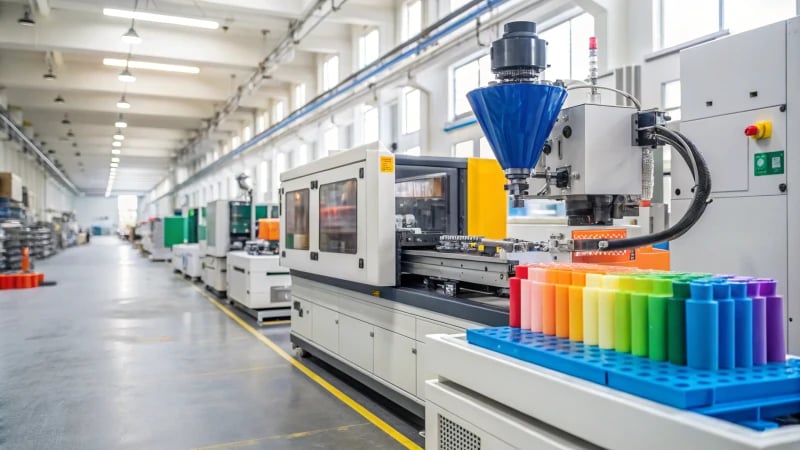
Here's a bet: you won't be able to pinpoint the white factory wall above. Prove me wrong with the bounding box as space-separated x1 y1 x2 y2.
73 196 117 231
0 139 74 221
146 0 799 214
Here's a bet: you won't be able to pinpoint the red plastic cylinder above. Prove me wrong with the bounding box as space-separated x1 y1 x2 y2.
509 277 521 328
22 274 33 289
0 274 8 289
31 274 40 288
37 273 44 284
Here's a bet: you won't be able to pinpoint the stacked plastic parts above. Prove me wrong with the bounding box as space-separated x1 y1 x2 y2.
469 263 797 430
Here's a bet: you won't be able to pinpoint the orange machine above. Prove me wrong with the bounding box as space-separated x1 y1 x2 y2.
257 218 280 241
571 229 670 271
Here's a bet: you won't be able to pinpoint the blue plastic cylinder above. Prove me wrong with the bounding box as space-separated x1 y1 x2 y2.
712 281 735 369
730 281 753 368
686 281 719 371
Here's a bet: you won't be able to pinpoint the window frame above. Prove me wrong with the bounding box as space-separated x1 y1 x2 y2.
402 87 421 135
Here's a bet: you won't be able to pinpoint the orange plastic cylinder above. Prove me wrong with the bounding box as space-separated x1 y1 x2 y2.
555 285 570 338
37 273 44 284
569 285 584 341
23 274 33 288
31 274 40 288
541 284 556 335
12 275 21 289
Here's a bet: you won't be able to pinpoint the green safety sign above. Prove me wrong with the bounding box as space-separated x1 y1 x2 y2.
754 151 784 176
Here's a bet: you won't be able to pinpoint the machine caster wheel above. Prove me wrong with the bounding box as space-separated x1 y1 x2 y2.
294 346 308 358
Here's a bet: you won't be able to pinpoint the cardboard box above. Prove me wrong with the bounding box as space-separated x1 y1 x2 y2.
0 172 23 202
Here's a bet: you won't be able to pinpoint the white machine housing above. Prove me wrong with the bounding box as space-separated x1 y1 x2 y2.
205 199 231 258
672 18 798 352
172 243 201 278
531 103 642 197
279 147 396 286
147 219 171 261
226 251 291 311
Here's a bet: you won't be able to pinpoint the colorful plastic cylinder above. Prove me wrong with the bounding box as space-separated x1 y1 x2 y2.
712 281 735 369
630 277 652 357
648 279 672 362
766 295 786 362
555 285 570 338
748 280 767 365
521 279 533 330
582 274 603 346
686 281 719 371
668 279 691 366
615 276 635 354
542 283 556 336
509 277 521 328
598 288 615 349
569 285 583 342
729 280 753 368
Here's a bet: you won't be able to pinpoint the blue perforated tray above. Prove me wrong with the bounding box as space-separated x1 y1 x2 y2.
467 327 800 430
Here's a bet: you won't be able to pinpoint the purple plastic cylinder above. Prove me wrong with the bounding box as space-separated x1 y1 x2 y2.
748 280 767 366
766 295 786 362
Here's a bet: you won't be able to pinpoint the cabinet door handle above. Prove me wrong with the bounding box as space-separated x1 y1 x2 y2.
411 348 417 355
335 319 339 325
369 331 374 338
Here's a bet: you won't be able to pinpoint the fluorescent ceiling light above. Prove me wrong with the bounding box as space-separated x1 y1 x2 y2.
111 157 120 163
116 95 131 109
121 26 142 45
110 162 119 168
112 141 122 147
111 149 121 155
118 67 136 83
113 130 125 140
115 116 127 128
103 8 219 30
103 58 200 74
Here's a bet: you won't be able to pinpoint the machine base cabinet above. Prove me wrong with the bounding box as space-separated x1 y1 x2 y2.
226 251 290 311
172 244 201 278
290 276 476 417
203 255 226 293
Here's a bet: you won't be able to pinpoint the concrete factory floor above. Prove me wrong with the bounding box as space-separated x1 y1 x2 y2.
0 237 423 449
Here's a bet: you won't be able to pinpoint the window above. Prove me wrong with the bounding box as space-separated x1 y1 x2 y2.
322 55 339 91
294 83 306 110
724 0 795 34
293 144 308 168
401 0 422 41
362 105 379 144
231 136 241 150
402 88 421 134
324 126 339 155
276 151 287 175
117 194 138 227
285 189 309 250
274 101 285 122
450 0 470 11
402 146 421 156
662 80 681 121
242 125 252 142
453 140 474 158
479 137 495 159
319 179 358 254
452 54 491 117
539 13 595 82
258 160 269 196
358 29 380 68
257 112 268 133
658 0 795 49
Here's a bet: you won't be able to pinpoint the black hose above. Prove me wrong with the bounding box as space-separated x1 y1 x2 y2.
574 127 712 252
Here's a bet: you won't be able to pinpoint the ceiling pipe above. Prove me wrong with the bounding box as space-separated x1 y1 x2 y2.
0 107 80 195
154 0 511 203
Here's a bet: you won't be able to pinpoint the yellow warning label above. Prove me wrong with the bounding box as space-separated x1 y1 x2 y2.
380 155 395 173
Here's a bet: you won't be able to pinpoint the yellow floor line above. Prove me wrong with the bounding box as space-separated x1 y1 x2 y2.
187 282 423 450
194 422 371 449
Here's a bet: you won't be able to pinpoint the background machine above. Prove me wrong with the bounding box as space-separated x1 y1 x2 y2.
203 199 270 296
225 206 292 322
171 206 205 279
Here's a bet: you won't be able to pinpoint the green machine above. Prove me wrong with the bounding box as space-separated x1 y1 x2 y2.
163 216 186 247
184 207 206 244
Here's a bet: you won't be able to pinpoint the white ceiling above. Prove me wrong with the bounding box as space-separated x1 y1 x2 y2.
0 0 393 195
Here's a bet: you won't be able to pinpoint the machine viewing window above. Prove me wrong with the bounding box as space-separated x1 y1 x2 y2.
285 189 310 250
319 179 358 254
395 174 449 232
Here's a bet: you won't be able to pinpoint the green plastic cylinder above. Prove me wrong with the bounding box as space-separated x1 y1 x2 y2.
648 279 673 361
614 276 635 353
631 277 653 357
667 279 692 365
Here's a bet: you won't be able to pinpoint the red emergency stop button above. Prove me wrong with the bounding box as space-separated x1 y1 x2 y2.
744 121 772 140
